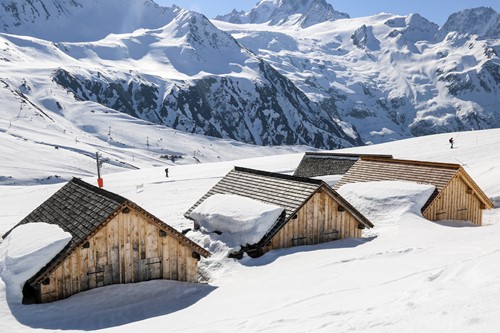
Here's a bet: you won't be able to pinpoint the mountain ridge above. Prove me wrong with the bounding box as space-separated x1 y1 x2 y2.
215 0 349 28
0 0 499 150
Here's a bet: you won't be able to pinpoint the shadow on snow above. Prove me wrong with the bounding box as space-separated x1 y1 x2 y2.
9 279 216 330
240 236 377 267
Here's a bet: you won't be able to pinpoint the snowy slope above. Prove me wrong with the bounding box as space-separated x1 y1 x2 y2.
0 0 179 42
0 32 310 185
0 5 362 150
2 0 499 150
215 6 500 144
0 128 499 332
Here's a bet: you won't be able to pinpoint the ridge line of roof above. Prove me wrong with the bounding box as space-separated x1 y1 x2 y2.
70 177 128 204
234 166 323 185
321 183 374 228
304 152 393 159
455 168 494 208
361 157 461 169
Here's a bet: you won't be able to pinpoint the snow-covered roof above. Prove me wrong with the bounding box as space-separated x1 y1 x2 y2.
338 181 437 223
190 194 285 247
0 223 71 304
335 157 493 210
185 166 373 247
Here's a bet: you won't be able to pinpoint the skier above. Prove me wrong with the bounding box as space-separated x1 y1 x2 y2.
165 168 169 178
449 137 454 149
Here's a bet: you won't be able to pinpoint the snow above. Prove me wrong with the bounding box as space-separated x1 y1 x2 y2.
1 123 500 333
314 174 342 187
0 1 499 331
214 8 500 145
0 223 71 304
337 181 436 223
190 193 284 248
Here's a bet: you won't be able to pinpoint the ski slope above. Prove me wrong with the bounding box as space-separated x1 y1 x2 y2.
0 128 499 332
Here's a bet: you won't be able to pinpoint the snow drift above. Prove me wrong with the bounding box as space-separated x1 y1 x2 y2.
190 193 284 248
337 181 436 223
0 223 71 304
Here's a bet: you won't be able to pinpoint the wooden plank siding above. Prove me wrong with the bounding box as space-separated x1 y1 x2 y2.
265 191 361 253
336 158 493 226
423 174 484 225
38 207 201 303
186 167 372 258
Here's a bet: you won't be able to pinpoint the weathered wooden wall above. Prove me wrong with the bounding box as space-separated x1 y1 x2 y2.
265 190 361 252
38 207 200 303
424 175 483 226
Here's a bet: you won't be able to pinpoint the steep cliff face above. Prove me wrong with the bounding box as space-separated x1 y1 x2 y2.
52 62 361 148
438 7 500 40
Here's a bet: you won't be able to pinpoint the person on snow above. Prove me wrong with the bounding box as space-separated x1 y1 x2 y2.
449 137 454 149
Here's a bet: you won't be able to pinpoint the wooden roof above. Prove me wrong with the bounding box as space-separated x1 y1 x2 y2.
294 152 393 177
335 157 493 210
3 178 210 285
185 167 373 247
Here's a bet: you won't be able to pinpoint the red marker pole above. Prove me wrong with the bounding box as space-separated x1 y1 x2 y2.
96 152 103 188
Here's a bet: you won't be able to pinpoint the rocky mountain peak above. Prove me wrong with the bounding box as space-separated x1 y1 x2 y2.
215 0 349 28
438 6 499 39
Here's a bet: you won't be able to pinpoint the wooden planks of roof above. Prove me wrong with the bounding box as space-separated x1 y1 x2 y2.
335 157 493 223
185 167 374 257
335 157 459 193
294 152 393 177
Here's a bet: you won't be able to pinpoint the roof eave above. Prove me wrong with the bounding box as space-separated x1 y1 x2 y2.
457 168 494 209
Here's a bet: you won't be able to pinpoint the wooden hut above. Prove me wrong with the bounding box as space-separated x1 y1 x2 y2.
2 178 210 304
294 152 393 178
185 167 373 257
335 157 493 225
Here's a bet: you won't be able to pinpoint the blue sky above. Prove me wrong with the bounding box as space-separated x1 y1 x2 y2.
155 0 499 25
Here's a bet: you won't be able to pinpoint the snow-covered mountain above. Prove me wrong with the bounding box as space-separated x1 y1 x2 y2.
0 0 179 42
0 0 363 151
215 0 349 28
50 10 360 148
438 6 500 40
0 0 499 150
215 5 500 143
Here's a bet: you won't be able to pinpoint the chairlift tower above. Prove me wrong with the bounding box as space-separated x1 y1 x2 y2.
95 152 110 188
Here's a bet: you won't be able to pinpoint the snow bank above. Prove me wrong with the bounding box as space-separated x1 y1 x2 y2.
0 223 71 304
189 194 284 248
337 181 436 223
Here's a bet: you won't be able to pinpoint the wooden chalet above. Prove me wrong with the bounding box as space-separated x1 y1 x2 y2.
2 178 210 304
335 157 493 225
294 152 393 178
185 167 373 257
